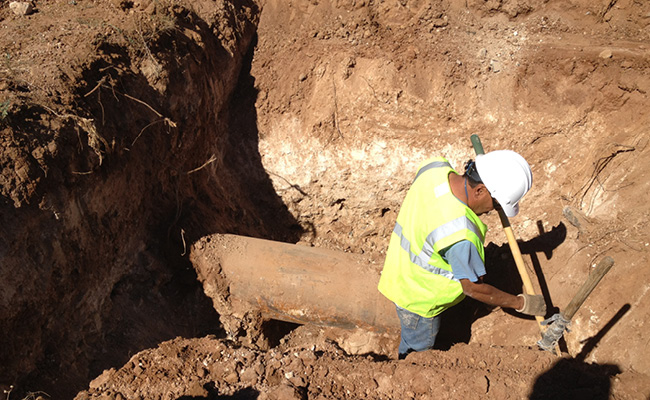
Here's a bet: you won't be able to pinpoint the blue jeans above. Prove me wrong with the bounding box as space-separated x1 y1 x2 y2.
396 305 441 359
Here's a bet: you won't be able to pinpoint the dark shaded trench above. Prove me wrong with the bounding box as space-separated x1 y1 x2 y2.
1 5 303 399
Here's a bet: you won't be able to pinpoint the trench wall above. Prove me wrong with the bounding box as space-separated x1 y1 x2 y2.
0 2 294 397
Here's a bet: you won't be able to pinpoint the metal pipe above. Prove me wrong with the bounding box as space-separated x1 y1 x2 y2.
190 234 399 333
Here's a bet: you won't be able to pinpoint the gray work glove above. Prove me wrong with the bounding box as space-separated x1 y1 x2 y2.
516 294 546 316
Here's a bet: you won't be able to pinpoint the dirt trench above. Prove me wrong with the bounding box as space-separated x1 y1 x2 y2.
1 0 650 399
0 1 297 398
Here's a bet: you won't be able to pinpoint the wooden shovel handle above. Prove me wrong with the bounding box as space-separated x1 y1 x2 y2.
563 257 614 320
471 135 545 330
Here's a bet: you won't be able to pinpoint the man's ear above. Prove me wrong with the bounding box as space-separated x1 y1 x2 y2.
476 184 490 198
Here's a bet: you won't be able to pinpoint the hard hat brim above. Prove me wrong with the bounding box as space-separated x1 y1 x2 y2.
500 201 519 218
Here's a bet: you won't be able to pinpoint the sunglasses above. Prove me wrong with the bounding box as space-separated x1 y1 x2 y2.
464 160 483 183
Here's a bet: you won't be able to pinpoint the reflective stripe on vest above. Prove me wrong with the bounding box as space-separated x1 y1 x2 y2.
393 214 484 281
413 160 451 183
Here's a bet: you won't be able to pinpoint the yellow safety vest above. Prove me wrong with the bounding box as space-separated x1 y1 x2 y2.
378 157 488 318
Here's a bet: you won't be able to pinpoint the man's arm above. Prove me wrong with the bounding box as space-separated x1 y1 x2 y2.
459 277 524 310
444 240 526 311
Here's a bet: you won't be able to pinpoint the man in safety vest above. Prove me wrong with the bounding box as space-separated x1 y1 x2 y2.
378 150 546 359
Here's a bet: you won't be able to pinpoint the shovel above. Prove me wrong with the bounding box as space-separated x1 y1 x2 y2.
537 256 614 354
470 134 547 334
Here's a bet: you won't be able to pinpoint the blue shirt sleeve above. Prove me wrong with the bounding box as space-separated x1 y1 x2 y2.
441 240 486 282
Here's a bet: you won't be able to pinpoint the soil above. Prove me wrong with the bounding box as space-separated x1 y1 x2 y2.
1 0 650 399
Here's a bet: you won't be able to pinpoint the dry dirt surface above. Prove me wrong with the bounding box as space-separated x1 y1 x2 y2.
1 0 650 399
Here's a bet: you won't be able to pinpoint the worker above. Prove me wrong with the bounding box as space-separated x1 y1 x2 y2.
378 150 546 359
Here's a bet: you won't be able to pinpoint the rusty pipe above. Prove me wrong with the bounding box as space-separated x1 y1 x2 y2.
190 234 399 333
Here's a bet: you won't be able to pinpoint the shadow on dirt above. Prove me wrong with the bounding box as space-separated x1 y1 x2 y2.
576 303 630 362
262 319 302 348
530 358 620 399
88 6 304 394
220 33 304 243
531 303 630 399
4 4 305 399
88 18 303 398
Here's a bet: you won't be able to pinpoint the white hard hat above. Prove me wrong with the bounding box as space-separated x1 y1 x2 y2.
475 150 532 217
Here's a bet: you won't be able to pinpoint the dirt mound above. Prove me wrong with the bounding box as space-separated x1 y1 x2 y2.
1 0 650 399
74 333 648 400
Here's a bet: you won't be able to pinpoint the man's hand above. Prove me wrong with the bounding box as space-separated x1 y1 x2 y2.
516 294 546 316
